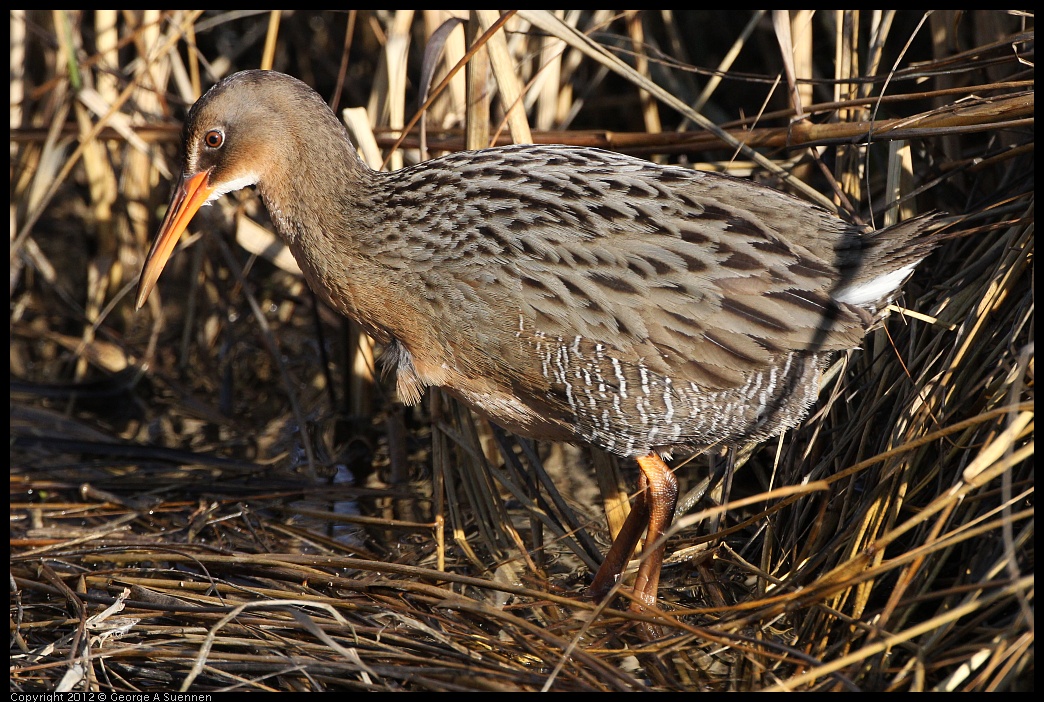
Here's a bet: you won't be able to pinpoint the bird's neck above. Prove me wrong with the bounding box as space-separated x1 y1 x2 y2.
253 135 402 336
256 132 376 246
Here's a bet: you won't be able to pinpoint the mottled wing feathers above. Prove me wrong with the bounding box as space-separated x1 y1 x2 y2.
371 143 939 405
387 145 880 390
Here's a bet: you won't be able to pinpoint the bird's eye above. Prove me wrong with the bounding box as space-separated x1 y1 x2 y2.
204 129 224 149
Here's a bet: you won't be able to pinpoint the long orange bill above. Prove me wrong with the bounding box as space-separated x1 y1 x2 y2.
135 170 216 309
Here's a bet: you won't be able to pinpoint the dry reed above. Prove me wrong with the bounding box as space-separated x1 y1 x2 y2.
10 10 1033 692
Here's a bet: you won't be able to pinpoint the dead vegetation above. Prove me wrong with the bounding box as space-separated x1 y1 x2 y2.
10 10 1033 692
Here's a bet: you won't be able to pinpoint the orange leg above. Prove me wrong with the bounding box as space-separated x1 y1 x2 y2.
588 453 678 611
589 472 651 601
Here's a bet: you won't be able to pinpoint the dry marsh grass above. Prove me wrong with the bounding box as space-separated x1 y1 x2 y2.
10 10 1033 692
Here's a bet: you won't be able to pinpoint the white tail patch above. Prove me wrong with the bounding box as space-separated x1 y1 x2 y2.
834 261 919 309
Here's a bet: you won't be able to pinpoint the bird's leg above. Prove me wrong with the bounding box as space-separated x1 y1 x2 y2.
629 454 678 611
588 473 651 602
588 453 678 612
